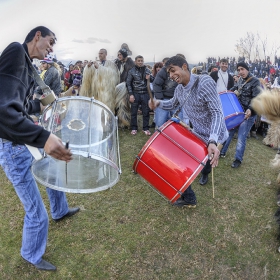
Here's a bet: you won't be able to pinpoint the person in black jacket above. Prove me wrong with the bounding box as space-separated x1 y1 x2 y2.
127 55 154 135
210 58 234 93
115 48 135 83
220 62 261 168
0 26 79 271
153 56 185 128
34 58 61 97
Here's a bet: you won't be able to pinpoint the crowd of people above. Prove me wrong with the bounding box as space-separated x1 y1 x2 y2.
197 55 280 86
0 25 278 272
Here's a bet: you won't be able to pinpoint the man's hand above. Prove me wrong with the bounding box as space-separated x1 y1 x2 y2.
87 61 94 67
129 95 135 103
44 134 72 162
207 143 220 168
245 108 251 120
149 99 160 110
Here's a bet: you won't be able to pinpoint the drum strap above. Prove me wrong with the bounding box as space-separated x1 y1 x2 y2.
24 51 53 96
218 70 228 90
173 76 200 117
238 76 253 92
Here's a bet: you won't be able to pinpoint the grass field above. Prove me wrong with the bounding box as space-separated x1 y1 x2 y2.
1 118 280 280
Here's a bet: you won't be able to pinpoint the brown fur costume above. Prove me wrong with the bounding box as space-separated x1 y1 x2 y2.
251 88 280 182
80 61 130 127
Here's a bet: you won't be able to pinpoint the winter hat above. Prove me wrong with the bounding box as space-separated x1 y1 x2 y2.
40 58 54 64
119 48 128 58
236 62 249 71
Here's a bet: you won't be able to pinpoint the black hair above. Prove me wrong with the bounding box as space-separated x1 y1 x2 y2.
175 53 186 59
135 55 143 60
220 58 228 63
24 26 56 43
162 57 170 63
165 56 189 71
99 48 107 55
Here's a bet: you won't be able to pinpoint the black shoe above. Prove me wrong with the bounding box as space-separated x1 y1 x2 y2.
34 259 57 271
199 174 208 185
53 207 80 222
220 153 226 158
172 197 196 208
22 257 57 271
231 159 241 168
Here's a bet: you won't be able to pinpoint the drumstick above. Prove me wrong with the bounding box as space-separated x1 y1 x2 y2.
211 143 223 199
65 140 69 185
212 167 214 198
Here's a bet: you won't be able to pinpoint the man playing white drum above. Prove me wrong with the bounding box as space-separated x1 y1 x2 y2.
0 26 79 271
150 56 228 208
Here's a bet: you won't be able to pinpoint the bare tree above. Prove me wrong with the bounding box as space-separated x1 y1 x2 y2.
235 32 280 64
269 43 280 64
258 33 267 61
235 32 256 61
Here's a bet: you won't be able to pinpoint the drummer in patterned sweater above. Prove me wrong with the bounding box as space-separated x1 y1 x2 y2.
149 55 228 208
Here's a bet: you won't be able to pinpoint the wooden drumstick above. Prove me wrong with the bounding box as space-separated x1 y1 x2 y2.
212 167 215 198
211 143 223 199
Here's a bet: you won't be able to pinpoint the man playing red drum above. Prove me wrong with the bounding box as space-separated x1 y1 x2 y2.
150 55 228 208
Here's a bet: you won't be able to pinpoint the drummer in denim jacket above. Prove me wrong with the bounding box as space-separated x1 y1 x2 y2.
149 55 228 208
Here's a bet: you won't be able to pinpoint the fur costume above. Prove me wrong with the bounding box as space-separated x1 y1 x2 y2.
80 61 130 127
251 88 280 183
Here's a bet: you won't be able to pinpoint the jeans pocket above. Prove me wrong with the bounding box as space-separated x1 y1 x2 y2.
11 145 31 173
11 144 27 159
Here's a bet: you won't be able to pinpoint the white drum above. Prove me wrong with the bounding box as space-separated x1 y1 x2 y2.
31 96 121 193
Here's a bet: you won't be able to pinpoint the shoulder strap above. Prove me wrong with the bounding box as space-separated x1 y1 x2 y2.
24 51 53 96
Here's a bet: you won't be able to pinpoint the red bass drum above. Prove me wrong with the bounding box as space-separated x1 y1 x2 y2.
133 121 208 203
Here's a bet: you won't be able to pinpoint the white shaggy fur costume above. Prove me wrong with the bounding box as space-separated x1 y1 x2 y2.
252 89 280 182
80 61 130 127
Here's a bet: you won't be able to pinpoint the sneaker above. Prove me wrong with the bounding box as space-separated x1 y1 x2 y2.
131 130 137 135
143 130 151 136
231 159 241 168
220 153 226 158
172 197 196 208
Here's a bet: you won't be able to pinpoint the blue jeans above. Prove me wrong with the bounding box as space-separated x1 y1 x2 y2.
155 101 184 128
221 115 256 161
0 140 69 265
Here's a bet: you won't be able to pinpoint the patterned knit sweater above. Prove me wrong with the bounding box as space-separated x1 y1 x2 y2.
158 73 228 144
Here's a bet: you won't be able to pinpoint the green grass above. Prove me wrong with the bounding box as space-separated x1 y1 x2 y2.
1 118 280 279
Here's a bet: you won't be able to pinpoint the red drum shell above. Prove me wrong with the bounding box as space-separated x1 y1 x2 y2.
219 91 245 130
133 121 208 203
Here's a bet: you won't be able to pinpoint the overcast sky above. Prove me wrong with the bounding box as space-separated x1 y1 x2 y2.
1 0 280 64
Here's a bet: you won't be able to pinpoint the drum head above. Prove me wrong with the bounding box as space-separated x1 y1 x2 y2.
32 96 120 193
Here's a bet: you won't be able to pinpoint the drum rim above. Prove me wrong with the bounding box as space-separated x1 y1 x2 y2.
31 155 120 193
40 96 115 121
